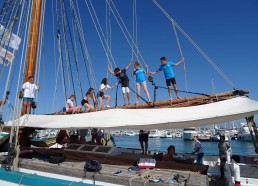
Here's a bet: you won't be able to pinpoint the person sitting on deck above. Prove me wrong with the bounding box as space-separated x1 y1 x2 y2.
21 76 40 115
150 56 184 101
131 61 151 104
81 88 98 112
66 95 81 114
56 130 70 145
108 60 133 106
162 145 177 161
97 78 117 110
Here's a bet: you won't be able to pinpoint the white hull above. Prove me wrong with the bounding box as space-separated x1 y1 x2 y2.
183 132 196 140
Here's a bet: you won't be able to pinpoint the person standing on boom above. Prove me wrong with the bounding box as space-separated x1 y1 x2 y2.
150 56 184 101
22 76 39 115
108 60 133 106
131 61 151 104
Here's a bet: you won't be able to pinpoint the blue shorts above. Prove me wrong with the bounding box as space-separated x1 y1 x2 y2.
136 81 146 86
23 97 34 103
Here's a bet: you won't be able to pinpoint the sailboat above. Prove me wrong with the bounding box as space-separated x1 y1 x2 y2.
0 0 258 185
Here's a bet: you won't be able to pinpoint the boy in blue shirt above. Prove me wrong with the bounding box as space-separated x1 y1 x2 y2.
150 56 184 100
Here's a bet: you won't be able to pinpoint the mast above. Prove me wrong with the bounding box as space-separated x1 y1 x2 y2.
23 0 42 81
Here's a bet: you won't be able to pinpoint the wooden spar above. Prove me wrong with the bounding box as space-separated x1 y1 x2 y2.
23 0 42 81
117 90 249 109
18 0 42 148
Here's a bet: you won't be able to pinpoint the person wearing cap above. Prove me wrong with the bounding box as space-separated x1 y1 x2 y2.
66 95 81 114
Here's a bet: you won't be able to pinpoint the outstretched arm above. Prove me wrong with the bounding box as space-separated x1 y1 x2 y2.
108 65 115 75
125 59 133 70
150 69 161 75
174 57 184 66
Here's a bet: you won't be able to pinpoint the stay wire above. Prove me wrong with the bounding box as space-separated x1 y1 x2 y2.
69 0 92 90
152 0 236 89
63 0 84 99
56 0 68 100
60 0 76 98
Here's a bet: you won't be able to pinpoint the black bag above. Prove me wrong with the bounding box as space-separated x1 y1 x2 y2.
48 154 65 165
173 173 188 184
83 160 102 185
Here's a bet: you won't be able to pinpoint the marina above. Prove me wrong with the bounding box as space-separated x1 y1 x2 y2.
0 0 258 186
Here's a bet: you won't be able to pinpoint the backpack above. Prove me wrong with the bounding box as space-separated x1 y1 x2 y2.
83 160 102 185
173 173 188 184
48 154 65 165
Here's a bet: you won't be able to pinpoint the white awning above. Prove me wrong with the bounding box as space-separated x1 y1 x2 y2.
5 97 258 129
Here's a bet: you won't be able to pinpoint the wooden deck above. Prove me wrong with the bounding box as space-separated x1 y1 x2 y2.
15 158 208 186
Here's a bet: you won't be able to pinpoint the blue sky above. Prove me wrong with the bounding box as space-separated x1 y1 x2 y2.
0 0 258 123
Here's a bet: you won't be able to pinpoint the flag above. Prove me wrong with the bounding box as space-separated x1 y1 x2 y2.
0 47 14 66
0 25 21 50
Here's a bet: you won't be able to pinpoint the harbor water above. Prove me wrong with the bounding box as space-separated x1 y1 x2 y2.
113 135 257 156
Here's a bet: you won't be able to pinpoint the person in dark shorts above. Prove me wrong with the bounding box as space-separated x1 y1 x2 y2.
108 60 133 106
139 130 149 154
150 56 184 100
81 88 97 112
97 78 117 110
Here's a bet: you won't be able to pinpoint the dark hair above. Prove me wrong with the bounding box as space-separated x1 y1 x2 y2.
28 76 34 79
101 78 107 85
114 68 120 74
160 56 166 61
134 61 140 67
220 135 225 140
167 145 175 152
194 136 198 139
69 94 76 99
86 88 94 96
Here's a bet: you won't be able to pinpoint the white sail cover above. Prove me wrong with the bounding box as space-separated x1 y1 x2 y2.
5 97 258 129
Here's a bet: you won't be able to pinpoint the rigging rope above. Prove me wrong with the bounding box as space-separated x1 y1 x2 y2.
106 0 146 67
56 1 68 100
152 0 236 89
63 0 84 99
69 0 93 90
84 0 117 69
171 19 189 97
60 0 76 98
51 0 61 111
74 0 98 91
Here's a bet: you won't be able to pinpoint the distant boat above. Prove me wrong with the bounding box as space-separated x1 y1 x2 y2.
126 131 136 136
211 134 229 142
237 124 252 141
183 127 197 140
175 132 182 138
197 131 211 141
149 129 161 138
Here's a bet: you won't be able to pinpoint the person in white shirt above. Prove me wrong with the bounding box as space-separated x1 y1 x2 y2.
97 78 117 110
22 76 39 115
66 95 81 114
